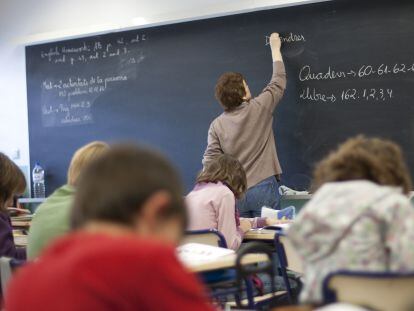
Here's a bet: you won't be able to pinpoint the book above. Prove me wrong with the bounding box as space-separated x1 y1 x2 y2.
261 206 295 220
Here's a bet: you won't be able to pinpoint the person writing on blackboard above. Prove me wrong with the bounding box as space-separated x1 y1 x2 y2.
203 32 286 217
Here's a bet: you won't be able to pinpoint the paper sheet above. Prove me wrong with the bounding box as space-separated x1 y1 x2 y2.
177 243 234 265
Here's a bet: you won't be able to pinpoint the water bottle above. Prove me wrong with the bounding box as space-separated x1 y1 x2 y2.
32 163 45 198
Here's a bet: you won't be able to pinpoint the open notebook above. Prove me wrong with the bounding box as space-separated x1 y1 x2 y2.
177 243 234 266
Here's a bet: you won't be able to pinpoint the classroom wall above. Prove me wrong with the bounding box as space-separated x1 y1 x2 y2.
0 0 325 169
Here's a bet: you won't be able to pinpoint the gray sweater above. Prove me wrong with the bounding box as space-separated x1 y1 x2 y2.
203 61 286 188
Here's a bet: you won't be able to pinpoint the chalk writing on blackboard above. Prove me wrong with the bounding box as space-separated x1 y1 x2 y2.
40 34 147 66
298 62 414 104
299 63 414 82
38 33 147 127
299 87 394 103
41 73 130 127
265 33 306 45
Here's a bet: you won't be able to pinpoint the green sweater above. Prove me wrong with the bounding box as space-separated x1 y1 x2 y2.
27 184 75 259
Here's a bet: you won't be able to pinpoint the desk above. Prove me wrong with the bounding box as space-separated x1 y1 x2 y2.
280 194 311 213
13 230 28 247
244 229 278 241
11 220 31 228
184 253 269 273
11 215 33 228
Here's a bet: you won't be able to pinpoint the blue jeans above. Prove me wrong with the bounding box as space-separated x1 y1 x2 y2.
237 175 280 218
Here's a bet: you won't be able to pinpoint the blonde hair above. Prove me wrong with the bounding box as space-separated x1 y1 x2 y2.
67 141 109 186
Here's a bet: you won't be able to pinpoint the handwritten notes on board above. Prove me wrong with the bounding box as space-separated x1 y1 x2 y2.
38 33 147 127
297 62 414 104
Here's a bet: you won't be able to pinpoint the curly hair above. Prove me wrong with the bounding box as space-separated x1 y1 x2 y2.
197 154 247 199
215 72 246 111
311 135 412 194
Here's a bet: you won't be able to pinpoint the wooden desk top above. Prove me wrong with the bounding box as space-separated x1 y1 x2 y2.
13 230 28 247
184 253 269 273
243 229 278 241
11 221 31 228
14 235 28 247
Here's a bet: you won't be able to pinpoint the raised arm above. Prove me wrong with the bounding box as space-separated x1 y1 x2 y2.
202 121 223 166
252 33 287 112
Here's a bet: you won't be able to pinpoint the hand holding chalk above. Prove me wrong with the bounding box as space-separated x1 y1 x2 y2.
269 33 281 50
269 32 283 62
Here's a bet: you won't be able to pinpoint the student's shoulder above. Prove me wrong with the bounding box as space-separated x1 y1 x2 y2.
35 185 75 212
48 234 180 278
103 238 187 278
96 234 175 255
188 182 234 203
212 184 235 206
205 181 234 196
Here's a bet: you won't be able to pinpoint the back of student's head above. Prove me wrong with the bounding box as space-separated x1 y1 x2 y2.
198 154 247 198
215 72 246 111
71 144 186 233
67 141 109 187
0 153 26 211
311 135 412 194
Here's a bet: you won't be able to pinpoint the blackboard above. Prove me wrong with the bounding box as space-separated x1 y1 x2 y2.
26 0 414 195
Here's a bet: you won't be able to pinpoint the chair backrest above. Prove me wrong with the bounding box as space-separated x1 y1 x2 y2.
274 232 303 274
235 242 275 309
181 229 227 248
323 271 414 311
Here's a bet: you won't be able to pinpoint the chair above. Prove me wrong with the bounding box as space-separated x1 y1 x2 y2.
322 271 414 311
234 242 282 309
182 229 227 248
183 229 241 305
274 231 303 303
0 257 25 298
274 233 303 274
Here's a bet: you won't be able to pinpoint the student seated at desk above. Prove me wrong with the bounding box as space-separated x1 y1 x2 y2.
27 141 109 259
6 145 214 311
287 136 414 304
0 153 27 260
186 154 280 250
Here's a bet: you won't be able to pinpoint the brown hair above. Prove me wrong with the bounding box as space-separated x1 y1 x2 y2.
0 153 26 211
71 144 186 230
67 141 109 186
215 72 246 111
311 135 412 194
197 154 247 198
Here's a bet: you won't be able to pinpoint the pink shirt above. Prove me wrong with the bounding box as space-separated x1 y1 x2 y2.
186 182 266 250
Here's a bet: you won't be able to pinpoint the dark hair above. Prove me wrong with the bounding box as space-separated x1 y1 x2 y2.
71 144 186 229
198 154 247 198
311 135 412 194
0 153 26 212
215 72 246 111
